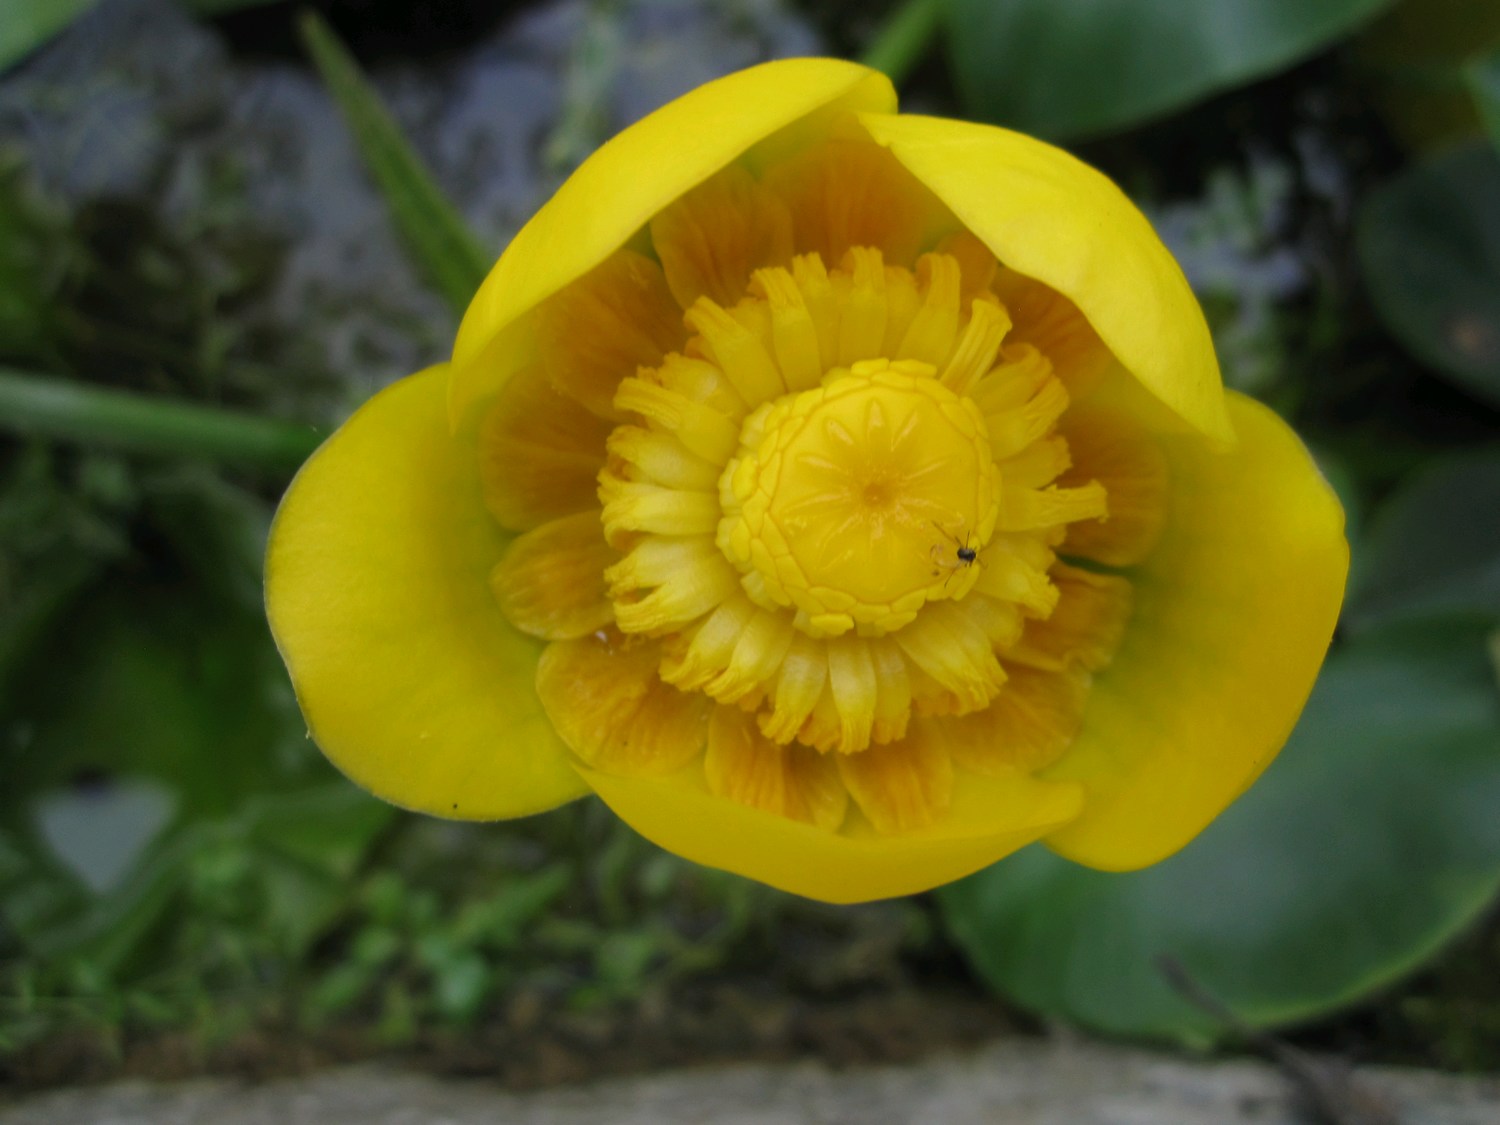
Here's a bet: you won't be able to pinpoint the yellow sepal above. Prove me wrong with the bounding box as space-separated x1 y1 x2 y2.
1042 392 1348 868
265 366 588 820
449 59 897 424
580 755 1082 903
858 112 1233 443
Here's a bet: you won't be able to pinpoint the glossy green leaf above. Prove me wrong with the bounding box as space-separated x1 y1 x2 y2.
1357 142 1500 407
944 0 1395 140
938 620 1500 1042
1347 452 1500 631
297 11 490 315
0 0 97 74
0 577 388 966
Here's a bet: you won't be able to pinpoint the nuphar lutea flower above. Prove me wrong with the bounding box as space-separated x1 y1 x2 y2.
267 60 1348 903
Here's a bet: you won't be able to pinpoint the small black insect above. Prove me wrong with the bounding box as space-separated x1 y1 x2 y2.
930 521 982 579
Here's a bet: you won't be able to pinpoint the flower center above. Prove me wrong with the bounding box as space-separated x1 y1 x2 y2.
720 358 1000 637
562 244 1119 757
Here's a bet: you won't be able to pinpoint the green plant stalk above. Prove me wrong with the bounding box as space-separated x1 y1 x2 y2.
297 10 491 315
860 0 944 85
0 368 324 469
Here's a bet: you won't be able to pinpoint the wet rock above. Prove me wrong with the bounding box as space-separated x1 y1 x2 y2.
0 0 820 407
3 1040 1498 1125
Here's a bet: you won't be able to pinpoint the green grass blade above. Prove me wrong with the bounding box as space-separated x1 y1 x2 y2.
0 367 324 469
297 11 491 315
0 0 98 74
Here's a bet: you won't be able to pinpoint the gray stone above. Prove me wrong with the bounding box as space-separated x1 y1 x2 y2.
4 1040 1498 1125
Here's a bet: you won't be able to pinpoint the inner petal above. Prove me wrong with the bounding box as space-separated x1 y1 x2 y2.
836 720 953 834
533 250 686 421
536 631 712 777
705 706 848 830
489 511 616 640
763 136 942 268
649 164 794 310
478 364 612 532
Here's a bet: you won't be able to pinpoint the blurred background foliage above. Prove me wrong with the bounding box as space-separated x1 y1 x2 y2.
2 0 1499 1085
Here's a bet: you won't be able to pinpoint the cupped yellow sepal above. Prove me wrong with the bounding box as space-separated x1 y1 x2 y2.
1042 391 1348 869
265 366 587 820
580 752 1083 903
449 59 897 424
858 112 1232 444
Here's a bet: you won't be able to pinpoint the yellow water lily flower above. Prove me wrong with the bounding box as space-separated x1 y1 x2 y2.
266 58 1348 904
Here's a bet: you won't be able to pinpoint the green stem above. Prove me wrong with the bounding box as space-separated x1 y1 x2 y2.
860 0 945 86
0 368 325 469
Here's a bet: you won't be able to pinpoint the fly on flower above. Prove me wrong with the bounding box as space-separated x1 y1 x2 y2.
930 522 980 580
265 59 1347 903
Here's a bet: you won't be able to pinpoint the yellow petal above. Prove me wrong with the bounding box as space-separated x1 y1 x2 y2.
939 665 1089 776
533 250 685 421
489 511 615 640
705 707 847 830
535 632 711 777
265 366 586 820
1008 562 1132 673
762 136 941 269
451 59 896 423
991 269 1114 400
577 758 1082 903
1043 393 1348 869
858 113 1232 443
1058 403 1170 567
837 723 953 834
650 164 794 309
478 363 611 532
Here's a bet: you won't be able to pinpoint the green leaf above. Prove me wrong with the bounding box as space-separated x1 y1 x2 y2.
1347 451 1500 631
141 469 272 613
0 575 355 966
945 0 1395 140
0 0 97 75
1356 142 1500 407
1468 45 1500 150
937 620 1500 1042
297 11 490 315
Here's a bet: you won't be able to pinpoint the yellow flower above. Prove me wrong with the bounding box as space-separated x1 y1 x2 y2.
266 59 1348 904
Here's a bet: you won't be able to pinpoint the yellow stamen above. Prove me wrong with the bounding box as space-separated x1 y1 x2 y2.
606 426 721 491
685 297 786 405
837 246 889 366
897 253 963 367
752 266 825 391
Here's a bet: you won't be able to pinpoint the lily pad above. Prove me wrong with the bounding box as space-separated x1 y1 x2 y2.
945 0 1394 140
1357 142 1500 407
1346 451 1500 631
938 619 1500 1042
